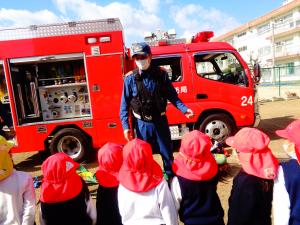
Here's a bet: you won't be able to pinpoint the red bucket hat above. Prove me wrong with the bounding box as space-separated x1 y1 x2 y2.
276 119 300 161
40 153 82 203
226 128 279 180
118 138 163 192
172 130 218 181
96 142 123 187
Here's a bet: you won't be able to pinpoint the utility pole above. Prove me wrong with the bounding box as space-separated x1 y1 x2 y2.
271 22 276 84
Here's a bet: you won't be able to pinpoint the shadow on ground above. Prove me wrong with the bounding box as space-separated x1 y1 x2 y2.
257 115 295 140
13 152 43 173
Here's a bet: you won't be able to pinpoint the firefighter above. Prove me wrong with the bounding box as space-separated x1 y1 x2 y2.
120 42 194 180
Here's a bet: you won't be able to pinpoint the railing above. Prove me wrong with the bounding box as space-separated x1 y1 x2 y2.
275 45 300 58
257 65 300 98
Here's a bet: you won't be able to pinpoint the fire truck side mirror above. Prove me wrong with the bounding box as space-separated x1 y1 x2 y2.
253 63 261 83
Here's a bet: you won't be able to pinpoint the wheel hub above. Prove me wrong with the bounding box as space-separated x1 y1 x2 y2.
204 120 229 141
57 135 82 159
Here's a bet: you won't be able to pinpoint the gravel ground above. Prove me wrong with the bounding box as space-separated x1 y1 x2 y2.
12 99 300 225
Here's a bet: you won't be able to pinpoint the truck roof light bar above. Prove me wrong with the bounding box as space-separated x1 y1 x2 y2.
146 31 214 46
147 38 187 46
0 18 122 41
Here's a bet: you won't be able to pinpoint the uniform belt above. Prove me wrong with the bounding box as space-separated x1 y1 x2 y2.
132 111 166 121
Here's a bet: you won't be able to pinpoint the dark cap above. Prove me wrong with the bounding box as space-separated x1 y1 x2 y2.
131 42 151 58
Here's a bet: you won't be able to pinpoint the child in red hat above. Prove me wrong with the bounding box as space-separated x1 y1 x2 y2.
39 152 96 225
0 137 36 225
273 119 300 225
170 130 224 225
225 127 279 225
95 142 123 225
118 138 178 225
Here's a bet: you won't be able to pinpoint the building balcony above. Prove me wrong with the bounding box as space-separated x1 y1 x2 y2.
267 19 300 39
275 46 300 61
264 46 300 63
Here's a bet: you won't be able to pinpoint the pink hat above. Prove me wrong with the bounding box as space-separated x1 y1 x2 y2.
172 130 218 181
118 138 163 192
226 128 279 180
96 142 123 187
40 153 82 203
276 119 300 161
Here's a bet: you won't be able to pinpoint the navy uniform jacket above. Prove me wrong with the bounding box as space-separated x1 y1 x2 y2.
120 67 187 130
96 185 122 225
174 176 224 225
227 170 273 225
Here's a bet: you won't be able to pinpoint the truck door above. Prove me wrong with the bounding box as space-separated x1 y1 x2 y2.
191 51 255 140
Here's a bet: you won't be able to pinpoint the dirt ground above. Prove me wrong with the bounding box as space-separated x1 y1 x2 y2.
11 99 300 225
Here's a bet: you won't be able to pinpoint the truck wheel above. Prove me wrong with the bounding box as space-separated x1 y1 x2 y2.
198 113 236 141
49 128 90 162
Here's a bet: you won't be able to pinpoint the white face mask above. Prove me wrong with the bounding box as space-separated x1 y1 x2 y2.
135 59 150 70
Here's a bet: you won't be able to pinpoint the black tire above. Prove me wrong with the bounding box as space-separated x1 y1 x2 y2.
198 113 236 141
49 128 90 162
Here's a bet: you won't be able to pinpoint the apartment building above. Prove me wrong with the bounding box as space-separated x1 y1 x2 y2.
215 0 300 83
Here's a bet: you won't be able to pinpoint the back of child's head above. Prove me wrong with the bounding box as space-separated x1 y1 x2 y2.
276 119 300 162
172 130 218 181
40 152 83 203
96 142 123 187
118 138 163 192
0 150 13 181
226 127 278 180
0 135 14 152
0 135 14 181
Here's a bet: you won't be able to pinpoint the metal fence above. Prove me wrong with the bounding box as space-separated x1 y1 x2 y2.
257 65 300 99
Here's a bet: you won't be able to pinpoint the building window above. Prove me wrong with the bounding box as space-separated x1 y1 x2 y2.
276 38 293 46
257 23 270 34
237 31 246 38
238 46 247 52
275 13 293 25
258 46 271 56
287 62 294 75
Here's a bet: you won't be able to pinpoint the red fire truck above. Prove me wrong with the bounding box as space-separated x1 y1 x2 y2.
0 18 260 161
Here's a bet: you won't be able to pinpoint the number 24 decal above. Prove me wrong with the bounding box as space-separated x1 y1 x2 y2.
241 96 253 106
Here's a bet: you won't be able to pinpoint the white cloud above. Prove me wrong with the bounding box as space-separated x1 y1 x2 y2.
170 4 240 38
0 1 240 45
53 0 163 44
0 8 63 28
139 0 160 13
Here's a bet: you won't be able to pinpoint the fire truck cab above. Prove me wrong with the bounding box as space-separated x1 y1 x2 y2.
0 18 260 162
149 31 260 141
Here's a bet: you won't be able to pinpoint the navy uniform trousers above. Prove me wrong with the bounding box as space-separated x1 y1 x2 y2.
135 115 173 177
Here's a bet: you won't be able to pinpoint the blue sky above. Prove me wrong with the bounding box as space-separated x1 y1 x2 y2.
0 0 284 45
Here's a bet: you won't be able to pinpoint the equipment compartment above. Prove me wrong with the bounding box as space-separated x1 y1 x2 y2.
9 53 91 124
